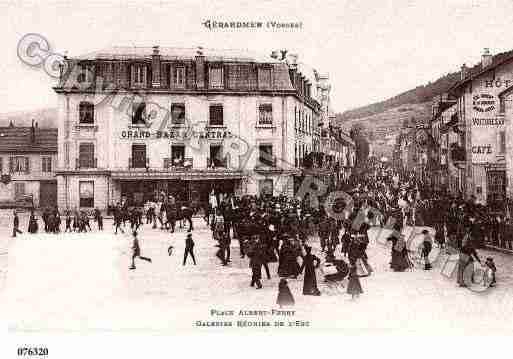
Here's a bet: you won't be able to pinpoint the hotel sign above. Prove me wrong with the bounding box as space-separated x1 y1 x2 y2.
120 129 234 140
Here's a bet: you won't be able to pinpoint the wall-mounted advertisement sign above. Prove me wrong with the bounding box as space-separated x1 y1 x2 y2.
471 93 503 163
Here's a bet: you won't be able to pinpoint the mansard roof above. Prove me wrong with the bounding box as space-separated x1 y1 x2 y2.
74 46 279 63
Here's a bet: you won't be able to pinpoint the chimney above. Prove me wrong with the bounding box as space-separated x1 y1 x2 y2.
195 47 205 89
286 53 298 69
460 63 468 80
270 50 279 59
151 45 161 88
482 48 493 68
30 119 35 143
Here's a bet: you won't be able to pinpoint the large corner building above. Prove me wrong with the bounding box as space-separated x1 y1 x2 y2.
54 46 327 210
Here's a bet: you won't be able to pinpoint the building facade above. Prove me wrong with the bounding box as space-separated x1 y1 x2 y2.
430 96 465 195
450 48 509 207
54 46 324 210
0 123 58 208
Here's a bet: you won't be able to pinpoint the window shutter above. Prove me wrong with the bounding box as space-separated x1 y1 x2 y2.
130 65 135 86
25 157 30 174
9 157 13 173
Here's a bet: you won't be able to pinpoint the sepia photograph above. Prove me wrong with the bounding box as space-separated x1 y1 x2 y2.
0 0 512 357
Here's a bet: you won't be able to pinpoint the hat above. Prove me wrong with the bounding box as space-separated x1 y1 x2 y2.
187 233 192 238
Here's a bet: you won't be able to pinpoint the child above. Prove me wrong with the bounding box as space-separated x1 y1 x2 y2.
347 262 363 300
484 257 497 287
276 278 295 308
130 231 152 270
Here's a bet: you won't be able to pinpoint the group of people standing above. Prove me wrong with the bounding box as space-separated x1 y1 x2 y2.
11 207 103 237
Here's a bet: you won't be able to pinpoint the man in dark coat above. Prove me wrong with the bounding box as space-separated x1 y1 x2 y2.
183 232 197 265
12 210 22 237
94 208 103 230
248 234 264 289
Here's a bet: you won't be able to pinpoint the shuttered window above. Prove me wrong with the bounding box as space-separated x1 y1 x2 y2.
79 102 94 124
79 143 95 168
42 157 52 173
258 104 273 125
9 157 29 174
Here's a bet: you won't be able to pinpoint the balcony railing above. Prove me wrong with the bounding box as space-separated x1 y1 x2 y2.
207 157 227 168
76 157 97 169
163 157 193 169
129 157 149 169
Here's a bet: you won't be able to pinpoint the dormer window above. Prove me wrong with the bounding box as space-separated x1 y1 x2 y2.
258 67 272 88
209 66 224 89
77 63 94 84
174 66 186 87
132 64 147 87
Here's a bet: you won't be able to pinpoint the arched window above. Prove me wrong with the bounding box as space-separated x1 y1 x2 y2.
79 102 94 124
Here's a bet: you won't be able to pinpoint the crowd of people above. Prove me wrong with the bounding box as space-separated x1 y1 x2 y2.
10 167 501 301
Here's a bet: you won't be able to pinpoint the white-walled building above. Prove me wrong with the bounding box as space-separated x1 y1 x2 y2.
450 48 510 207
54 46 323 210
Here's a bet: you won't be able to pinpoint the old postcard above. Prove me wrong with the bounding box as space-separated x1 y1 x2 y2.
1 1 512 351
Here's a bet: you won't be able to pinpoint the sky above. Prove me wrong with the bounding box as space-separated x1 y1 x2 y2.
2 0 513 116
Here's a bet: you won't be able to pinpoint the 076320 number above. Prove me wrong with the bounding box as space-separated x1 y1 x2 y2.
17 347 48 356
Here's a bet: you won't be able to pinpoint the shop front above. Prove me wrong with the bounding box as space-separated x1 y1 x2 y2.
112 170 244 207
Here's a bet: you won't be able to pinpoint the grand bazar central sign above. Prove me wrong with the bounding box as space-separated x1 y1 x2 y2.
120 129 234 140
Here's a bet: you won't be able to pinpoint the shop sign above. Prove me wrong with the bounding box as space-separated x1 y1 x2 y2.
120 129 234 140
472 94 495 112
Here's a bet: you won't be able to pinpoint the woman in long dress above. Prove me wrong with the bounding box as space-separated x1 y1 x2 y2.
347 263 363 299
27 209 38 234
299 246 321 296
387 232 410 272
278 237 301 278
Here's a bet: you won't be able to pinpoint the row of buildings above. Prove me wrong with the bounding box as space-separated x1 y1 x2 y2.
0 46 356 210
394 48 513 210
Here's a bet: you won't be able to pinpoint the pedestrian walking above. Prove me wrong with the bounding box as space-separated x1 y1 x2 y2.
421 229 433 270
299 245 321 296
183 232 197 265
12 210 22 237
129 231 152 270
